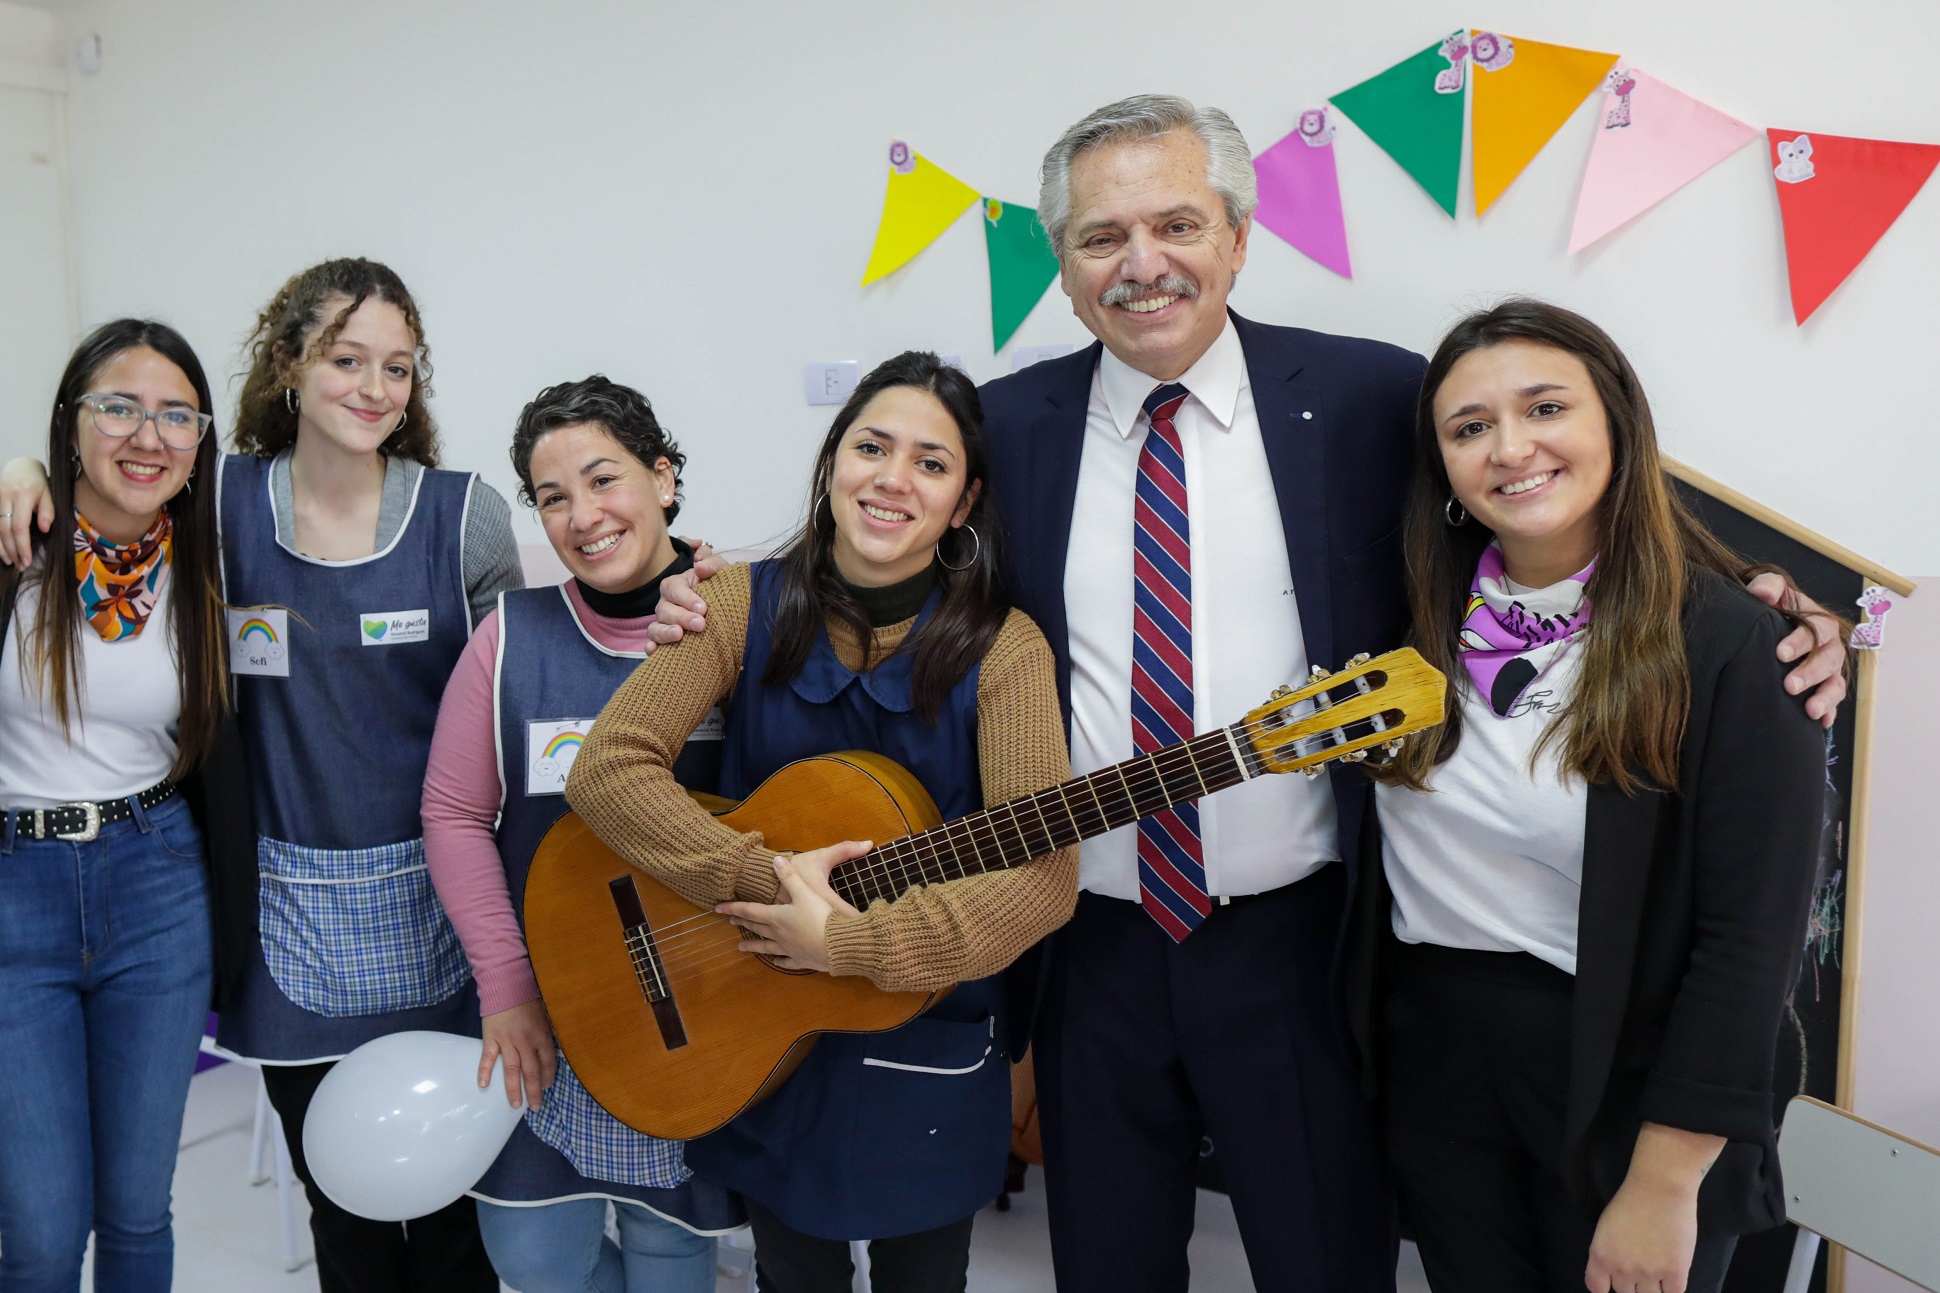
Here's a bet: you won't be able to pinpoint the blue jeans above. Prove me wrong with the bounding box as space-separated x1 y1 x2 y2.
475 1196 719 1293
0 795 213 1292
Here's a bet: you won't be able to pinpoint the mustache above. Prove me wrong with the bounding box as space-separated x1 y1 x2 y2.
1098 276 1198 308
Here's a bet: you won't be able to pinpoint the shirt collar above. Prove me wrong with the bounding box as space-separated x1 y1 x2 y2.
1097 315 1243 440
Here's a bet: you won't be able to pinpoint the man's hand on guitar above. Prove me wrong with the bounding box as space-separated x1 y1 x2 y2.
718 843 871 973
479 999 558 1110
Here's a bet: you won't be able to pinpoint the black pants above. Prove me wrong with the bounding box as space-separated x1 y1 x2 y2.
261 1060 499 1293
746 1197 974 1293
1034 867 1393 1293
1381 940 1737 1293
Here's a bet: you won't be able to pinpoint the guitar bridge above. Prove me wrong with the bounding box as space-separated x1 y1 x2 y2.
609 876 689 1051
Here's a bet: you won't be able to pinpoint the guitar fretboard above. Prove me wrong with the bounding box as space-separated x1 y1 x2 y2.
830 724 1265 910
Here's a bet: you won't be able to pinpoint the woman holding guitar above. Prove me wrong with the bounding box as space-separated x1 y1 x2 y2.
1363 300 1829 1293
421 376 740 1292
567 350 1077 1293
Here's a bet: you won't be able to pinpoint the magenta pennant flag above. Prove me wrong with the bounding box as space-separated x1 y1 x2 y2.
1252 108 1352 279
1569 66 1760 253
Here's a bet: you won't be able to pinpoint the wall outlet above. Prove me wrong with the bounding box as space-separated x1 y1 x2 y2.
803 361 859 406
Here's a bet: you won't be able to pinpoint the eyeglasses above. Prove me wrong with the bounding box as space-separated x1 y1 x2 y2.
78 393 213 452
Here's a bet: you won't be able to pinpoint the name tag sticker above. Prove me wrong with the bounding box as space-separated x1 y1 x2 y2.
692 706 726 741
228 608 289 677
527 719 594 795
358 609 430 646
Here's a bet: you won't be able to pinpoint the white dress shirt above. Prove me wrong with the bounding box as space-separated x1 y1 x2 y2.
1063 320 1339 900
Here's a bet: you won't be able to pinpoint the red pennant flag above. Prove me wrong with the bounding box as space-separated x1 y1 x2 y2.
1768 128 1940 324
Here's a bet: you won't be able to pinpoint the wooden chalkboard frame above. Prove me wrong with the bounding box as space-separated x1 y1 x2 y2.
1665 456 1914 1293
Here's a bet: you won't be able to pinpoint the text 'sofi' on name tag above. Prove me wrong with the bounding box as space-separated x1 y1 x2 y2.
227 607 289 677
359 609 431 646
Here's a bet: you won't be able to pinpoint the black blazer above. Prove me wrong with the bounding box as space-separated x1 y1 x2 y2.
978 310 1426 864
1355 569 1826 1236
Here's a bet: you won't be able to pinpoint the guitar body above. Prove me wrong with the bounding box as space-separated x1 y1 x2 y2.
525 752 946 1142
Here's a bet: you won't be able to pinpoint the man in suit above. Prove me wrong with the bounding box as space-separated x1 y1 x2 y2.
650 93 1846 1292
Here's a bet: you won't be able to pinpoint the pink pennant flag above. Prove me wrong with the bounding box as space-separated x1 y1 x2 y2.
1568 67 1760 253
1252 109 1352 279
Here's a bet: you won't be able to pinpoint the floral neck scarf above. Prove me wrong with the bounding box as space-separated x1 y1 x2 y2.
1458 541 1595 718
73 510 173 642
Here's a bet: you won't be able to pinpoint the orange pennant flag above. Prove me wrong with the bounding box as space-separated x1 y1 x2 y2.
1469 32 1620 215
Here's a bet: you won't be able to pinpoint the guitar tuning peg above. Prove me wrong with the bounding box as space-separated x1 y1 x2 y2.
1340 749 1368 763
1270 684 1293 699
1384 738 1405 757
1344 652 1371 668
1309 664 1333 680
1299 765 1324 779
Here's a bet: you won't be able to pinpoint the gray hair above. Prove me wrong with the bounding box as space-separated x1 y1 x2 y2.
1036 94 1258 254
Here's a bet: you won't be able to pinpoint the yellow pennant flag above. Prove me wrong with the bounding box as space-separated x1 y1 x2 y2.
1469 32 1620 215
861 142 981 286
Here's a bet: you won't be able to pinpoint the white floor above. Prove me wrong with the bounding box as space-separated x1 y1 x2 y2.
89 1061 1432 1291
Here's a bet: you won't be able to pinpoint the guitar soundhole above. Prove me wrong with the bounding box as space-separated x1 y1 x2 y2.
608 877 689 1051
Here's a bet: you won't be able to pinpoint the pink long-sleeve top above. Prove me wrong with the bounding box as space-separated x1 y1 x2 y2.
422 581 655 1017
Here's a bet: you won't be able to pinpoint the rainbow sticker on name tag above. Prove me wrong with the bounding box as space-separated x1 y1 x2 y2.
228 607 289 678
527 720 594 795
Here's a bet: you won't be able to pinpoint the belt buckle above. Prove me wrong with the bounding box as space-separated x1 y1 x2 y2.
55 802 101 843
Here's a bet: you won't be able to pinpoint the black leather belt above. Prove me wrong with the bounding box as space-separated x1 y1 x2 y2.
5 780 179 843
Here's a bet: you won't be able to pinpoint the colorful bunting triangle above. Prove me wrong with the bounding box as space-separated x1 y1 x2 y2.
1569 67 1759 252
1329 32 1469 218
1251 109 1352 278
981 198 1060 352
1768 128 1940 324
860 142 980 287
1469 32 1620 215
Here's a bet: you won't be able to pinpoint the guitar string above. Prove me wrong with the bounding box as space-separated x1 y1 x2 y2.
636 705 1403 974
639 701 1401 967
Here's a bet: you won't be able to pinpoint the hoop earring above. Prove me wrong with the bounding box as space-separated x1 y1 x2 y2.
393 411 407 434
284 388 298 414
1444 496 1469 527
812 493 830 527
183 473 194 496
937 523 981 572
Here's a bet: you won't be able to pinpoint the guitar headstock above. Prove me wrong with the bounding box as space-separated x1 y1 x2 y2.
1240 648 1447 778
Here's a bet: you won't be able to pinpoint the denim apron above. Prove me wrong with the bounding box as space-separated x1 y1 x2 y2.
686 561 1011 1241
214 452 477 1062
468 585 741 1232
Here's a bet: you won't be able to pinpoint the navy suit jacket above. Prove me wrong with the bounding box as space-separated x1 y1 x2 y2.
977 310 1426 871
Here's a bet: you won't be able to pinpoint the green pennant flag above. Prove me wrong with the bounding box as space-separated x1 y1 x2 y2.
981 197 1060 352
1330 32 1469 217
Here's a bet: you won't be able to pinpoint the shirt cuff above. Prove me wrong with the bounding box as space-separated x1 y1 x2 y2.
824 910 876 979
474 957 543 1018
736 848 784 903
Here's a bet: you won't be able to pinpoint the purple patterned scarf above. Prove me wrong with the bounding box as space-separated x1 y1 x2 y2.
1458 542 1596 717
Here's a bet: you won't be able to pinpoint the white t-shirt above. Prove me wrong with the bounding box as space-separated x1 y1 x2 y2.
1376 640 1588 974
0 562 183 811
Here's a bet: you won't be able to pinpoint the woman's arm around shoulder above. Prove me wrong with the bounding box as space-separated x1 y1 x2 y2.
1643 573 1828 1142
566 562 781 909
824 608 1079 992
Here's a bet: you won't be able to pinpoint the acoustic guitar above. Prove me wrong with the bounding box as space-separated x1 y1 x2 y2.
524 647 1445 1141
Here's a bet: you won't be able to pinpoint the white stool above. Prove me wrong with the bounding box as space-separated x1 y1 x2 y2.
199 1036 308 1274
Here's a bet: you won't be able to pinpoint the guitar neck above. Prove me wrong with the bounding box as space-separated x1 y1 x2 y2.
831 725 1263 910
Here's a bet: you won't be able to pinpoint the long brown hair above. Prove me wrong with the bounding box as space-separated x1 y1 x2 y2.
1374 299 1756 795
232 257 440 465
762 351 1009 724
0 320 227 776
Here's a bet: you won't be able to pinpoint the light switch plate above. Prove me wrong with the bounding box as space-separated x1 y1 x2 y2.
1010 343 1080 373
803 361 860 406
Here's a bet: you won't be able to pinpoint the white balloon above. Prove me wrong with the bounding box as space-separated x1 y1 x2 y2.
302 1031 525 1221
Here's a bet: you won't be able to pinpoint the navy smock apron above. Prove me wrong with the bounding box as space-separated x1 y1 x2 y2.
687 561 1011 1241
469 585 741 1233
214 452 478 1062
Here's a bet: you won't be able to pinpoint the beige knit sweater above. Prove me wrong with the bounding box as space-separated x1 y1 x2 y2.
566 562 1078 993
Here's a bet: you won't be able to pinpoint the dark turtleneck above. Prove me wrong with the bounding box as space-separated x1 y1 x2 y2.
836 561 938 628
574 537 694 621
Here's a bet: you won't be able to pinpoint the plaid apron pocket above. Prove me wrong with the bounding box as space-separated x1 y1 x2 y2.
257 836 470 1017
525 1051 690 1188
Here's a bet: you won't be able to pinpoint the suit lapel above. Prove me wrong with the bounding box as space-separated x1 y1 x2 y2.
1235 313 1333 674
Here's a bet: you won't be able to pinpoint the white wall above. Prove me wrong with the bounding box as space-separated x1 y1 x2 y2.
23 2 1940 1287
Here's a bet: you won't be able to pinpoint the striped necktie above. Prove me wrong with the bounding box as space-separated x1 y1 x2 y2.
1132 382 1210 940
